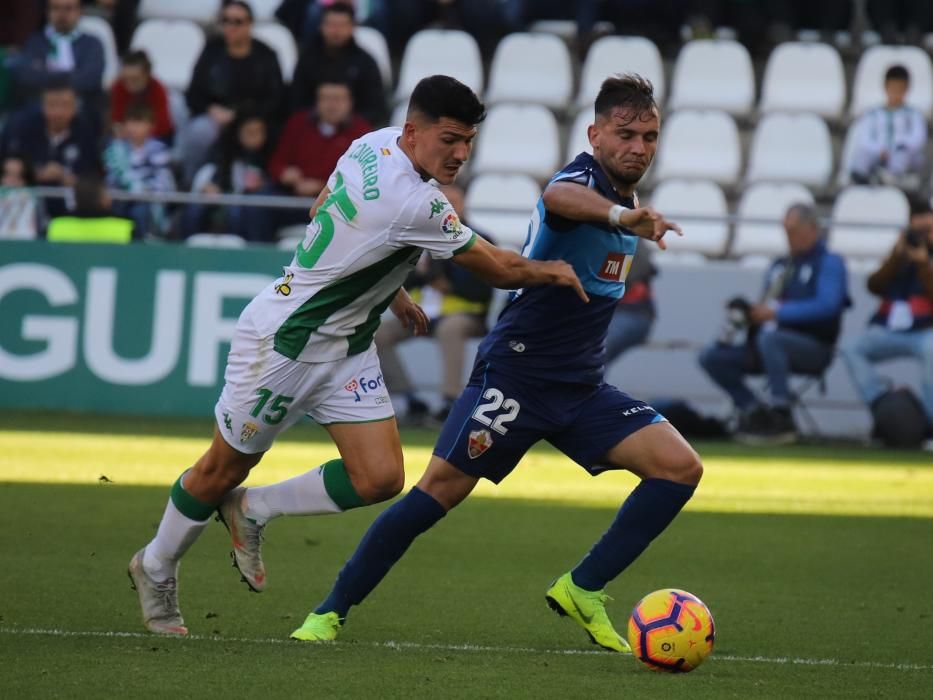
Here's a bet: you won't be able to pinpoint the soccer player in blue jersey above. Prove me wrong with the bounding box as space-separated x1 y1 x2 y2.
289 74 702 653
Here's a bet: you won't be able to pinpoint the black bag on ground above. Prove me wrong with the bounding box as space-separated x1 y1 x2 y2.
871 388 928 448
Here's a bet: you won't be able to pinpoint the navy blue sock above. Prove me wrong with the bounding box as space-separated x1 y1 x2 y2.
315 487 446 618
571 478 696 592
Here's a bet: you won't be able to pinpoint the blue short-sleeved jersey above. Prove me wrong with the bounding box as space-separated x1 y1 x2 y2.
477 152 639 385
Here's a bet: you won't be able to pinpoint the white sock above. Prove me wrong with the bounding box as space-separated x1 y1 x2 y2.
244 465 341 524
143 499 210 580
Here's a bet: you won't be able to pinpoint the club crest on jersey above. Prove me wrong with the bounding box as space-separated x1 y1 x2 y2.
468 429 493 459
440 211 464 240
598 252 629 282
240 421 259 443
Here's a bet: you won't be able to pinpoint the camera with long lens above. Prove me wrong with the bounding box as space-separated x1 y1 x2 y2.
717 296 752 346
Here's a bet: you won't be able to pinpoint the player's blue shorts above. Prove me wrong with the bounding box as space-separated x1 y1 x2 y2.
433 358 666 484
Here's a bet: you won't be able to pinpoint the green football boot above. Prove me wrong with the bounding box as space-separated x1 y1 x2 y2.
290 611 342 642
545 572 631 654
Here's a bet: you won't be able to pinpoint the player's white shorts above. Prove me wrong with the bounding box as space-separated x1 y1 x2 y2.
214 308 395 454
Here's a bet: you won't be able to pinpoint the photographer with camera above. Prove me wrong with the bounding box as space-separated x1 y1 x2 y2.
698 204 849 444
840 198 933 446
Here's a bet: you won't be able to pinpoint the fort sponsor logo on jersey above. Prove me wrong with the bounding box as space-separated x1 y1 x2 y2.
468 428 493 459
344 373 385 402
598 252 632 282
440 212 465 240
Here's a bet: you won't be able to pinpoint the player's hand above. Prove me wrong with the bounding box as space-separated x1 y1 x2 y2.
619 207 683 250
390 290 430 336
543 260 589 303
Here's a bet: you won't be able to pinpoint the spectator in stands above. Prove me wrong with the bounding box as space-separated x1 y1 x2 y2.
698 203 849 445
180 0 284 185
103 103 175 238
8 0 105 109
46 174 135 243
110 50 174 143
269 77 370 225
290 2 387 126
376 184 494 425
849 65 927 192
0 1 42 48
181 111 276 242
0 155 44 239
840 198 933 432
0 80 100 216
606 245 657 368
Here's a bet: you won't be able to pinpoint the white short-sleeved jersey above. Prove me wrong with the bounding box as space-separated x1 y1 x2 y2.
248 127 477 363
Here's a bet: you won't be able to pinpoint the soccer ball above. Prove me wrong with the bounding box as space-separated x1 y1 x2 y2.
627 589 715 672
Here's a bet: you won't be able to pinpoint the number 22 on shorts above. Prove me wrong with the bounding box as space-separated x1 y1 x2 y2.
472 388 520 435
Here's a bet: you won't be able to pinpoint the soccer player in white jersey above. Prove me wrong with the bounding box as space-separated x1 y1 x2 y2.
128 75 587 635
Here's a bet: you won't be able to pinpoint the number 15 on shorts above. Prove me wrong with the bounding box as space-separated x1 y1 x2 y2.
472 388 520 435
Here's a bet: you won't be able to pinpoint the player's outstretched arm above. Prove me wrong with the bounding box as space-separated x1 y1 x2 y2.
454 235 589 302
542 181 682 249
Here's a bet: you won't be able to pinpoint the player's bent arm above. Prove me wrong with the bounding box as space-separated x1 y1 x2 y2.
453 235 588 302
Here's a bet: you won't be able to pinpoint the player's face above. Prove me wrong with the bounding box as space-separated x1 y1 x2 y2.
404 117 477 185
589 107 659 188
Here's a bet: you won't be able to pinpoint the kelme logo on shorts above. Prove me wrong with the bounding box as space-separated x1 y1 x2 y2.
344 373 385 402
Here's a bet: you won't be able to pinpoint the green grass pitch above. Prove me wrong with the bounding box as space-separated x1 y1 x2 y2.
1 412 932 698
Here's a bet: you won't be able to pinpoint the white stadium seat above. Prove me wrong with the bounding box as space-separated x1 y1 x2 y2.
759 42 846 119
185 233 247 248
565 110 592 163
732 182 815 257
390 102 407 127
577 36 665 108
850 45 933 117
745 112 833 188
470 104 560 181
485 33 573 109
395 30 483 103
465 174 541 250
668 39 755 116
829 185 910 259
78 16 119 87
651 110 741 186
138 0 218 24
130 19 205 91
648 179 730 257
835 121 860 187
247 0 279 22
355 26 392 88
251 22 296 81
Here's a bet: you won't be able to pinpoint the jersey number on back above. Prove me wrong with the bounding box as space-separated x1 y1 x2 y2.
296 171 358 269
472 388 520 435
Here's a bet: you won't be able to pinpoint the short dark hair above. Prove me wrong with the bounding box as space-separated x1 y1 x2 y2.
407 75 486 126
222 0 253 20
885 64 910 83
73 175 107 215
122 49 152 72
3 153 35 185
322 2 355 21
909 195 932 218
42 75 75 95
595 74 657 120
125 103 153 122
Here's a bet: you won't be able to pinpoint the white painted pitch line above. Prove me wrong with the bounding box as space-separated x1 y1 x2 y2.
1 627 931 672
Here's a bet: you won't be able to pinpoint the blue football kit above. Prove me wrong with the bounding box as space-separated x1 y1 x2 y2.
434 153 665 483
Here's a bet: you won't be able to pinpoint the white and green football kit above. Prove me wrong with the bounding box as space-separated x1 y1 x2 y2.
215 127 478 453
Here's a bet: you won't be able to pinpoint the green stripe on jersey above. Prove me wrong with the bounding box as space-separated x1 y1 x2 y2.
346 287 399 356
274 246 417 359
453 231 478 255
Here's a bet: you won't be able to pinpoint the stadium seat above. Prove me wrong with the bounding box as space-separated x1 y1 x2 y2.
651 110 741 186
745 113 833 188
130 19 205 91
185 233 248 247
465 174 541 250
576 36 665 108
251 22 296 81
732 182 815 258
355 26 392 88
138 0 218 23
829 185 909 259
470 104 560 181
850 45 933 117
668 40 755 116
759 42 846 119
247 0 279 22
648 179 730 257
390 102 407 127
835 121 860 187
395 30 483 103
565 110 592 163
78 16 119 87
485 33 573 110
